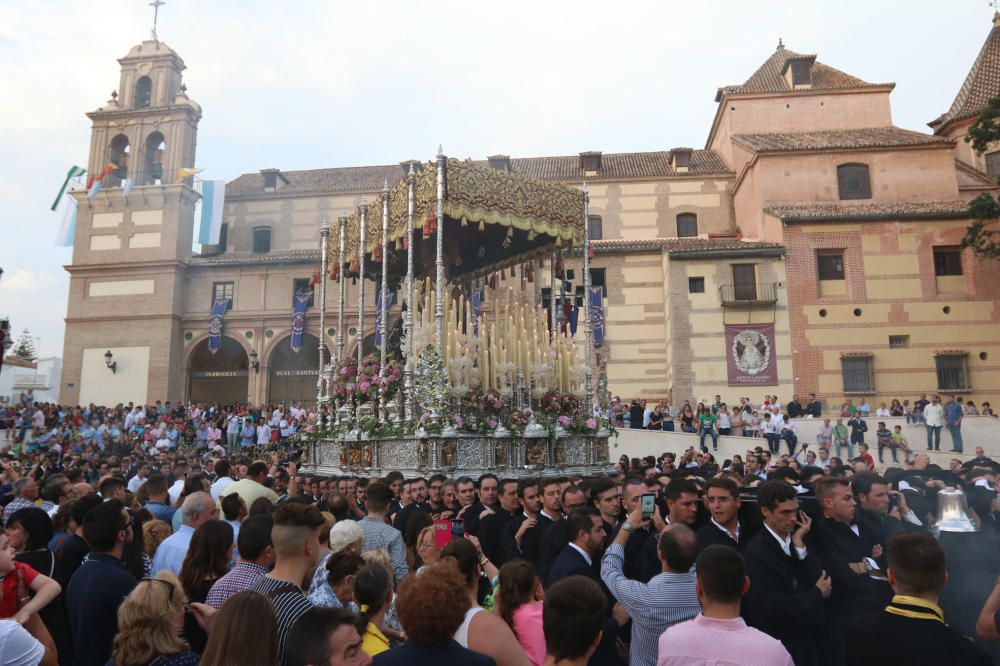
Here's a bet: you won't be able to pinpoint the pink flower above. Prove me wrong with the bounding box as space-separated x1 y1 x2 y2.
488 418 497 428
455 415 464 427
305 425 316 433
358 381 370 392
558 415 571 427
585 418 597 430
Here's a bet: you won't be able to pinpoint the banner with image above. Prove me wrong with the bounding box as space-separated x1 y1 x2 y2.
290 289 311 352
207 297 228 355
725 323 778 386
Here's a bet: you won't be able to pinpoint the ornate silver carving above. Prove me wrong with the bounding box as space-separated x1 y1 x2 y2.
337 215 347 366
435 147 445 352
378 181 390 423
357 198 368 372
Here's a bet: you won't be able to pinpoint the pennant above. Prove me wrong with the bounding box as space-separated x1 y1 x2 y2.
87 179 103 199
50 165 86 211
178 167 205 179
569 304 579 336
197 180 225 244
207 297 228 354
86 163 116 189
374 287 398 346
589 286 604 344
54 194 78 247
121 178 134 198
290 289 311 352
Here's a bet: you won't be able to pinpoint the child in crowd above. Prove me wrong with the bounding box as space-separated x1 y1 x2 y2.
875 421 896 464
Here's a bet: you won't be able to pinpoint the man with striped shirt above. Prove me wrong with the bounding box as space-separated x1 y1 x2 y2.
248 502 324 666
601 506 701 666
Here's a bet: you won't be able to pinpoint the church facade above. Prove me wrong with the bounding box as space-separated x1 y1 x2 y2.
61 18 1000 411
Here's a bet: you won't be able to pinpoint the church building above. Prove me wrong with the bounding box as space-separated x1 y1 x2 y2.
61 17 1000 411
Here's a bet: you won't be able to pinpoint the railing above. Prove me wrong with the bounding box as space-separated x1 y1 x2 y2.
13 375 48 389
718 282 778 305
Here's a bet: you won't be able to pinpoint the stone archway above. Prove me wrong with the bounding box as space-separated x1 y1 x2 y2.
187 336 249 405
267 333 327 406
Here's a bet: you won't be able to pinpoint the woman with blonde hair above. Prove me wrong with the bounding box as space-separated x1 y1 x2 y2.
199 590 277 666
108 572 199 666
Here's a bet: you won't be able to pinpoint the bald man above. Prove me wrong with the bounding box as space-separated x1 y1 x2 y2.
151 491 219 575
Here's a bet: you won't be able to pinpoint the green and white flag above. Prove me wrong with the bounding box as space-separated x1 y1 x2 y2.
50 165 86 211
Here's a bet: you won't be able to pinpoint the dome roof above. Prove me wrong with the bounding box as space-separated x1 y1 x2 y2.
122 39 180 60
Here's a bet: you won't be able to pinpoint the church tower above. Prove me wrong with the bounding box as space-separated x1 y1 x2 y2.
61 39 202 406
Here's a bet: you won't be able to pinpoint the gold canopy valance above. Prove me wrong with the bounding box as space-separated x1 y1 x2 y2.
329 157 585 278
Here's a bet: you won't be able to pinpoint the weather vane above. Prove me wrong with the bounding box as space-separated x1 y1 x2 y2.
150 0 165 41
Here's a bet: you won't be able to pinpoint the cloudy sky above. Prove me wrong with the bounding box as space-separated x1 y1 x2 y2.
0 0 989 359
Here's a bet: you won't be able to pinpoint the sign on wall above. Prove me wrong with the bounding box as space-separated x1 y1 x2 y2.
725 324 778 386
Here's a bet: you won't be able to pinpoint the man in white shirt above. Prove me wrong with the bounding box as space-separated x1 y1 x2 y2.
210 460 236 501
256 421 272 445
167 463 188 505
126 463 149 493
151 492 219 575
923 395 945 451
0 619 48 666
226 413 241 450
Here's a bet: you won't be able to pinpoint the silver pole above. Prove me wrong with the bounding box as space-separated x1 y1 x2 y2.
378 181 390 420
336 214 346 366
582 182 594 412
435 147 446 353
404 164 416 421
549 250 557 335
318 221 330 421
358 198 368 372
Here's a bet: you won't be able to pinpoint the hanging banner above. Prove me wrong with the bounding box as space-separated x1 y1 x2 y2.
589 286 604 344
290 289 311 352
374 288 397 346
725 324 778 386
207 297 228 355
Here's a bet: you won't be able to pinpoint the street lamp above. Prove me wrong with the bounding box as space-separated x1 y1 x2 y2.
104 350 117 374
250 349 260 373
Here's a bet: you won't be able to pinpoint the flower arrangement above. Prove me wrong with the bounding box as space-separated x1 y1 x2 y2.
460 389 506 432
539 391 580 417
331 354 403 405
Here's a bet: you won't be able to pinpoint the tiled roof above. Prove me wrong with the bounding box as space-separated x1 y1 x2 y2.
732 127 953 153
227 165 405 197
191 249 320 266
2 356 36 369
955 160 999 190
930 15 1000 131
226 151 733 198
765 200 969 222
716 44 892 99
591 237 783 256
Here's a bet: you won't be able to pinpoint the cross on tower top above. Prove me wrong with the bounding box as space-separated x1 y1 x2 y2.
150 0 165 41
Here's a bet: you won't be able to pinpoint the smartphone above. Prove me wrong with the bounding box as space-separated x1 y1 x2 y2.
450 518 465 537
641 493 656 521
433 519 453 549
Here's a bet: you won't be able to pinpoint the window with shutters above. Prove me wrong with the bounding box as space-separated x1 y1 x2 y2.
841 356 874 393
252 227 272 254
933 248 963 276
935 354 969 391
790 60 811 86
837 164 871 200
676 213 698 238
587 216 603 240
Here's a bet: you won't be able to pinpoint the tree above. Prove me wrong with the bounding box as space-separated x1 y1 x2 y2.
11 328 37 362
962 95 1000 258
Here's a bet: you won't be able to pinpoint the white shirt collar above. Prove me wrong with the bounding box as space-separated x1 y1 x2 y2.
568 542 593 566
764 522 792 556
711 517 740 541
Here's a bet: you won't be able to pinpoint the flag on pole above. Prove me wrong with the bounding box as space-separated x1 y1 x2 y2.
589 286 604 343
122 178 134 198
50 165 86 211
86 179 103 199
54 194 78 247
197 180 226 244
178 167 205 179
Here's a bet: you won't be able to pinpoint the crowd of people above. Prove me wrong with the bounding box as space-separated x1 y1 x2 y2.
0 397 997 665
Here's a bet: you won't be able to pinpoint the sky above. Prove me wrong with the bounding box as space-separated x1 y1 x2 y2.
0 0 991 359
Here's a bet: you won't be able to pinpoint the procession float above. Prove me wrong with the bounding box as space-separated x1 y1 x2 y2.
302 149 613 477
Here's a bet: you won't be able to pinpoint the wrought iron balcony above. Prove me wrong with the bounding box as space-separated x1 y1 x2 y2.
718 282 779 305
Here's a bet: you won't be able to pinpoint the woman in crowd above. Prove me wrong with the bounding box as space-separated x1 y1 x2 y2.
440 537 531 666
178 520 234 653
415 525 442 572
143 519 172 560
310 550 364 609
495 560 545 666
729 405 744 437
890 399 904 416
679 403 696 433
199 591 277 666
404 511 434 572
354 563 394 657
372 559 495 665
108 572 199 666
647 403 663 430
308 519 364 606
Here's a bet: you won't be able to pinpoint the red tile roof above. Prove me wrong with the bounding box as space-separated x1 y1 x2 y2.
716 44 892 100
764 200 969 222
930 15 1000 131
732 127 953 153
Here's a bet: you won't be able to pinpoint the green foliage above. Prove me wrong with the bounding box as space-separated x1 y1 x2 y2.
963 97 1000 259
11 329 36 361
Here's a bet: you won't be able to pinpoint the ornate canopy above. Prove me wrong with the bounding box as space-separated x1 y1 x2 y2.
330 157 585 282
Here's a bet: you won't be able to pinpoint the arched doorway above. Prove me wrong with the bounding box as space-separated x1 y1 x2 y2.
268 333 327 406
188 336 249 405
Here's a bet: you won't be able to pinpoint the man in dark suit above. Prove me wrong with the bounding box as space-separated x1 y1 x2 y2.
696 477 752 553
741 480 830 666
537 485 588 581
461 473 499 537
547 508 607 587
515 477 562 569
639 479 700 582
501 479 542 563
853 472 915 564
846 531 992 665
477 478 521 565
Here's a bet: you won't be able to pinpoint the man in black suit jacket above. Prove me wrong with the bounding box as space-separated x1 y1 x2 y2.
547 509 606 587
846 531 992 665
639 479 700 582
517 478 563 569
742 481 831 666
501 480 543 563
477 478 521 565
696 477 753 553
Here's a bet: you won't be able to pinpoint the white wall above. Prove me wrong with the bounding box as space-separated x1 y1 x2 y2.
79 346 149 406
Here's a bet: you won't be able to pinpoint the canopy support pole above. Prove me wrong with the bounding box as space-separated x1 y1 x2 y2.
336 215 346 366
317 221 330 425
582 182 595 414
435 147 446 354
549 250 557 336
357 198 368 419
378 181 390 422
404 165 416 422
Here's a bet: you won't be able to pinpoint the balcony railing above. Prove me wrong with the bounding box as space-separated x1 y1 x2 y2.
718 282 779 305
13 374 48 389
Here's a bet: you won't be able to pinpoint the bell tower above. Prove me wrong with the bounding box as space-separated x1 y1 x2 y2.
61 39 202 407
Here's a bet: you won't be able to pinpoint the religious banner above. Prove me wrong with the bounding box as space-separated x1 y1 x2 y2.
290 289 311 352
589 286 604 344
207 297 228 355
725 324 778 386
